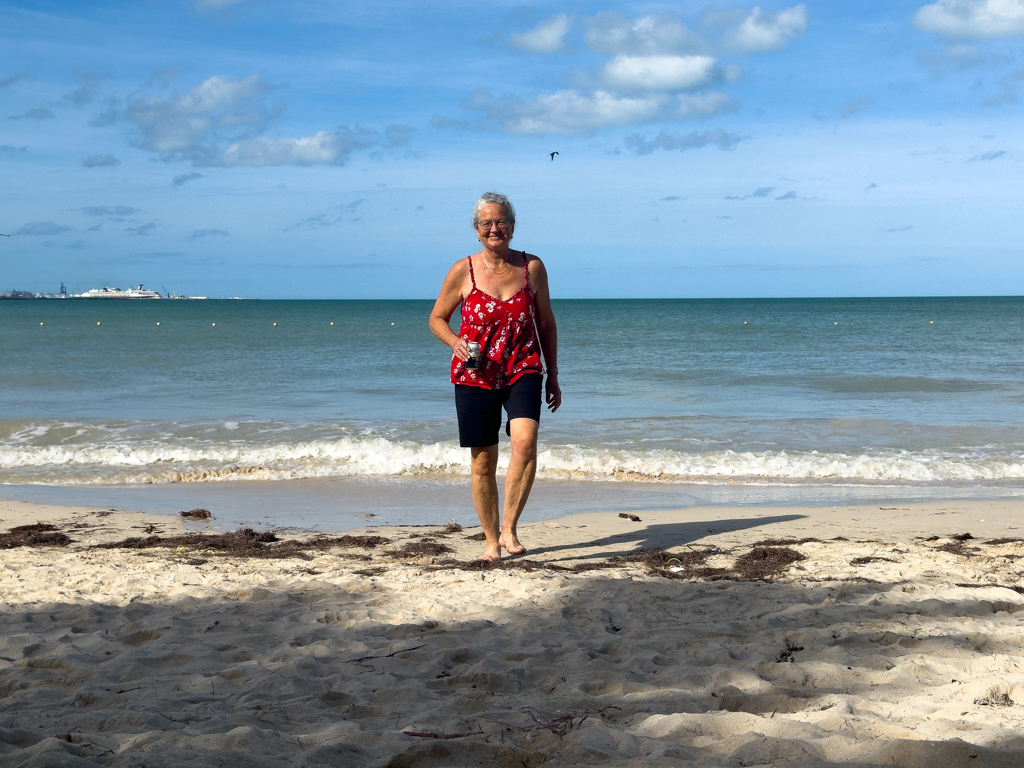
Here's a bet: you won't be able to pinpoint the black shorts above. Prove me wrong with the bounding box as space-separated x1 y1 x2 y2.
454 373 542 448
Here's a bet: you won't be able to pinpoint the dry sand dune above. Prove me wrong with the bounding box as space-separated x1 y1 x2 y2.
3 499 1024 767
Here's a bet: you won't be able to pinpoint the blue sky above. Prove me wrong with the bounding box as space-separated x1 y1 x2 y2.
2 0 1023 298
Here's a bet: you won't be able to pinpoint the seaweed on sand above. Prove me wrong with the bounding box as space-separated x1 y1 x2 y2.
618 547 729 580
732 546 806 581
388 540 454 559
0 523 72 549
751 537 821 546
850 556 898 566
95 528 390 559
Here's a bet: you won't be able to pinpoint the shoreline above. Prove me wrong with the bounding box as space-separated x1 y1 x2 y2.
3 495 1024 551
3 477 1023 536
4 498 1024 766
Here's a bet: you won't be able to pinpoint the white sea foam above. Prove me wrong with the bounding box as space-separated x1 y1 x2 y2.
1 435 1023 486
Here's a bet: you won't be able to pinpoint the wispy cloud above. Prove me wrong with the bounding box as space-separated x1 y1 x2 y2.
837 97 872 118
149 65 180 88
10 107 55 121
82 154 119 168
431 115 471 130
65 72 102 106
884 225 914 232
188 229 229 240
981 66 1024 105
775 190 797 200
172 172 202 186
286 199 366 230
124 222 157 236
82 206 139 219
0 73 25 89
967 148 1006 160
15 221 72 236
725 186 776 200
0 144 27 153
915 0 1024 38
624 128 743 155
509 14 572 54
194 0 251 9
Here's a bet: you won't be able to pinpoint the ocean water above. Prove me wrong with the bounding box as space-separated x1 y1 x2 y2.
2 297 1023 526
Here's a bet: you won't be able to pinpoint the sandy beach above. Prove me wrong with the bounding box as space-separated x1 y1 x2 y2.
4 497 1024 767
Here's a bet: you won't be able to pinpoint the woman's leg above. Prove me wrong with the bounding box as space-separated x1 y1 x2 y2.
470 445 501 561
500 417 539 554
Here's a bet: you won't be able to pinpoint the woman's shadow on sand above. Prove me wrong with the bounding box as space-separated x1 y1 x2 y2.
528 512 807 563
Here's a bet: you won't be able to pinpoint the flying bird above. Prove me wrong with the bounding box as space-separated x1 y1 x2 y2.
549 152 558 161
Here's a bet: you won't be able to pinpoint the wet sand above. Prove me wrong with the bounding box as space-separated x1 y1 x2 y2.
3 498 1024 766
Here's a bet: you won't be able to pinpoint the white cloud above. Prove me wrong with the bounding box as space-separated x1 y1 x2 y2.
465 89 671 135
509 14 571 54
585 13 707 55
93 74 278 163
601 55 716 91
92 74 398 167
915 0 1024 37
724 5 808 52
221 129 373 166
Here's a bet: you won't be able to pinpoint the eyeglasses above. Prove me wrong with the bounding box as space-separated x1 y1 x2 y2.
477 219 511 230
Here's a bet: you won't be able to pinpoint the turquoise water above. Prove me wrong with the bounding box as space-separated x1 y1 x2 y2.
1 297 1023 524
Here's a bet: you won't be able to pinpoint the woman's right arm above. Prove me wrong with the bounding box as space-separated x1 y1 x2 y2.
429 260 471 362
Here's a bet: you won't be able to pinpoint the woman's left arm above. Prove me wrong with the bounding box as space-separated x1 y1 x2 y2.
530 257 561 413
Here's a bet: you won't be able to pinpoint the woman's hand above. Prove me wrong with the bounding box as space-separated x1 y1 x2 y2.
545 374 562 412
451 336 471 362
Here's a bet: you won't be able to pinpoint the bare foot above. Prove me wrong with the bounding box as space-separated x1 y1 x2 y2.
480 541 501 562
498 532 527 556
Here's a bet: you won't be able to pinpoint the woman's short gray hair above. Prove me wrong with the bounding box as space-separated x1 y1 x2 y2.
472 192 516 227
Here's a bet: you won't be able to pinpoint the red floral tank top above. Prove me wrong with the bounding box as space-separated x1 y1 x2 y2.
450 254 543 389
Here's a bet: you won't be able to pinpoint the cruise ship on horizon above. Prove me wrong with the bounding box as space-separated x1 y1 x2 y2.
1 283 216 299
75 285 163 299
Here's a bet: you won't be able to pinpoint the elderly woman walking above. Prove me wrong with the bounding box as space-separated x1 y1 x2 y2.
429 192 561 561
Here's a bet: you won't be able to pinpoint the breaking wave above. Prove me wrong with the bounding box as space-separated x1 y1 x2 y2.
2 433 1024 487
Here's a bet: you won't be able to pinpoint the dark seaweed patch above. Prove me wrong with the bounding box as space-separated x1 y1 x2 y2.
751 537 821 546
389 540 454 559
850 556 898 566
975 693 1015 707
0 523 72 549
180 508 212 520
96 529 388 559
732 547 806 581
955 582 1024 595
